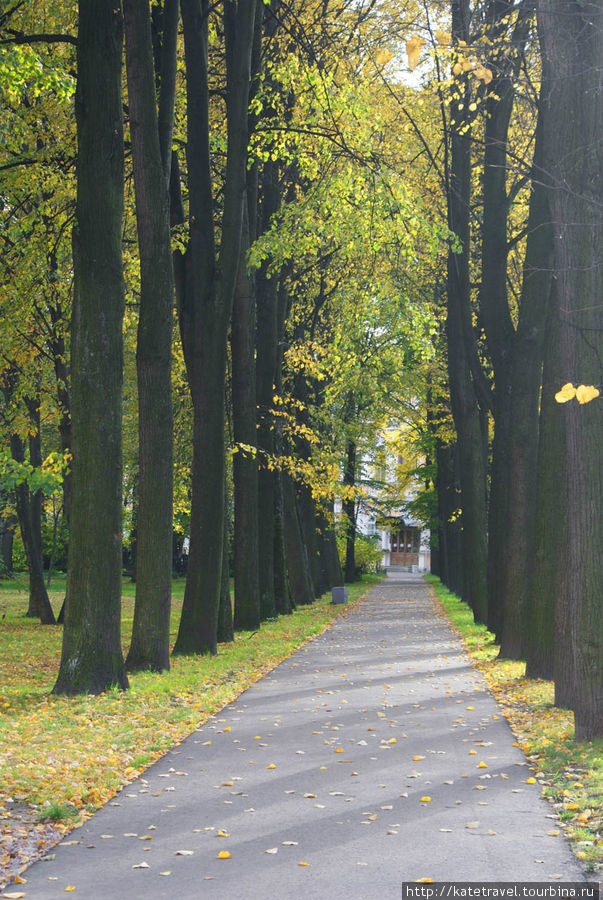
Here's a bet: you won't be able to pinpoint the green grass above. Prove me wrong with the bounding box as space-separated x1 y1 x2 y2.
36 801 79 822
426 574 602 873
0 572 381 833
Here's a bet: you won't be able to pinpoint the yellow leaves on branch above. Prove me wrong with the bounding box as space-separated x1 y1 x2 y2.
452 58 493 84
435 30 451 46
555 382 600 405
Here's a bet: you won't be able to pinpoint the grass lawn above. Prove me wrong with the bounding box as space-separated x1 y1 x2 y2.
427 574 602 873
0 573 382 831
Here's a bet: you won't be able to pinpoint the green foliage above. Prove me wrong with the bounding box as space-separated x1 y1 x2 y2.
0 450 67 496
337 532 383 575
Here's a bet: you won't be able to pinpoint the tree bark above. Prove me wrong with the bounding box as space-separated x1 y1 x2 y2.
232 203 261 630
343 438 357 582
217 486 234 642
10 429 56 624
283 472 315 606
445 0 488 623
538 0 602 739
54 0 128 694
173 0 257 655
500 101 553 660
123 0 175 673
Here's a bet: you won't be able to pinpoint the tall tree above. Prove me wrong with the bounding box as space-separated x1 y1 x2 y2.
123 0 175 673
538 0 602 739
445 0 489 624
53 0 128 694
173 0 257 655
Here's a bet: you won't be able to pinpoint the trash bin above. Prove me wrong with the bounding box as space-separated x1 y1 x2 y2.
331 586 348 605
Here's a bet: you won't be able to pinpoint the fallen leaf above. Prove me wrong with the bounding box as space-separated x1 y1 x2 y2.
267 763 276 769
3 894 27 899
420 796 432 802
159 872 171 876
526 777 536 784
477 762 488 769
412 755 425 761
416 878 435 884
466 822 480 829
133 862 150 869
547 830 560 836
175 849 194 855
13 878 27 885
265 847 278 854
218 851 232 859
298 861 309 866
282 841 298 846
217 830 230 838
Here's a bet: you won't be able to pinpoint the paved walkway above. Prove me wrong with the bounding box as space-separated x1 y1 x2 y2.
16 575 587 898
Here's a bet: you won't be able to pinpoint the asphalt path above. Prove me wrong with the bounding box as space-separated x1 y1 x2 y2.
14 574 588 899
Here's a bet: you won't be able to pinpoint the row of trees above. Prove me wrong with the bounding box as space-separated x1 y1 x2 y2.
0 0 600 738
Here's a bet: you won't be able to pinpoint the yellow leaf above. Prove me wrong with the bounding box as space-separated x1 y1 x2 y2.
466 706 475 710
526 777 536 784
477 762 488 769
267 763 276 769
413 755 425 761
576 384 600 404
469 749 477 755
335 748 344 753
217 830 230 838
218 851 232 859
13 878 27 885
406 37 426 71
298 861 309 866
555 382 576 403
388 738 397 744
452 62 463 76
4 894 27 899
435 29 451 45
420 796 432 802
416 878 435 883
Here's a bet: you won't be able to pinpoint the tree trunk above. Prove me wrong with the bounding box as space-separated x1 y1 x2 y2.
526 291 562 681
10 430 56 625
500 102 553 661
283 473 315 606
317 501 343 589
343 438 357 583
123 0 175 673
232 203 261 629
174 0 257 655
217 488 234 643
255 166 281 622
538 0 602 739
445 0 488 622
54 0 128 694
0 511 15 575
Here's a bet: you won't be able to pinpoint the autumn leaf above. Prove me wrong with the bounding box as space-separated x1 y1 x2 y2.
218 850 232 859
575 384 600 404
435 29 451 45
555 382 576 403
416 878 435 883
420 796 432 802
406 37 426 71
